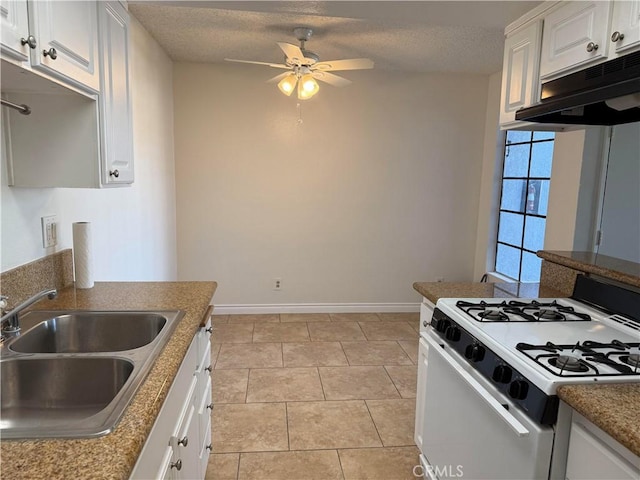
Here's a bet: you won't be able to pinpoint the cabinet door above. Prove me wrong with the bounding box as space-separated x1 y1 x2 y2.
610 0 640 55
157 446 177 480
171 376 199 480
540 1 612 79
28 0 99 91
0 0 29 62
565 422 639 479
198 416 212 479
98 1 133 185
414 338 429 451
500 21 542 126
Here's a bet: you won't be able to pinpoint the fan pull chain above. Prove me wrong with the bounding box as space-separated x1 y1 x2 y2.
296 102 303 126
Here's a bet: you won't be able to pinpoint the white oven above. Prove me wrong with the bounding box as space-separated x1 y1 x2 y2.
420 332 554 480
416 275 640 480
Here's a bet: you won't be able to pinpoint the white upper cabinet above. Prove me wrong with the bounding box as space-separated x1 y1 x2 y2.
98 1 133 185
609 0 640 55
0 0 99 92
500 21 542 127
540 1 612 80
28 0 99 92
0 0 30 62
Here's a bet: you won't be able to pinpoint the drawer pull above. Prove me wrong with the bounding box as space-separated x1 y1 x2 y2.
42 47 57 59
207 403 213 411
109 169 120 178
205 365 212 373
206 326 213 333
171 459 182 471
611 31 625 43
178 436 188 447
206 444 213 452
586 42 599 52
21 35 36 49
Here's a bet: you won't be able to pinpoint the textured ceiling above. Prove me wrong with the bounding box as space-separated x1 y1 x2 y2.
129 1 541 74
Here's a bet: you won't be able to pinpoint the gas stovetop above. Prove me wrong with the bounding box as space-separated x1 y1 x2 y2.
433 296 640 393
456 299 593 322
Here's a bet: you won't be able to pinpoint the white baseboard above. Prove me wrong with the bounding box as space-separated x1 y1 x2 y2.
212 303 420 315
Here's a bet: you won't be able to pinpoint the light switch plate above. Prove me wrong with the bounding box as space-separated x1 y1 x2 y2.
41 215 57 248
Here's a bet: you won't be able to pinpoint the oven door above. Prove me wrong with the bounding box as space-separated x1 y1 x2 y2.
421 332 554 480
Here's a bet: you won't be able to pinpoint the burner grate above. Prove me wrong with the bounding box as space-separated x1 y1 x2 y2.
456 299 592 322
517 341 640 377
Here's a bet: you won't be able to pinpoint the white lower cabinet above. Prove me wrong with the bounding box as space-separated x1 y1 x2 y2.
414 337 429 452
565 412 639 480
131 317 213 480
414 297 433 452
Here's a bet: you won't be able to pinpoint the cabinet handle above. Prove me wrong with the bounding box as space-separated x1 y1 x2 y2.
42 47 57 59
207 403 213 410
178 436 188 447
205 326 213 333
611 31 625 43
20 35 36 49
586 42 599 52
170 459 182 471
109 169 120 178
206 444 213 452
205 365 212 373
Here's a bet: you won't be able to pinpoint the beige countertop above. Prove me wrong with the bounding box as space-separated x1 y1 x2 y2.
538 251 640 289
0 281 217 480
413 281 565 304
557 384 640 458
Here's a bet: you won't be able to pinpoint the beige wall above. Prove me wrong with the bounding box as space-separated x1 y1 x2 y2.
544 130 587 251
473 71 503 280
174 63 490 307
0 18 178 281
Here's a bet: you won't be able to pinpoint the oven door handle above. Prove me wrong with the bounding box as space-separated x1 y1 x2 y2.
425 334 530 438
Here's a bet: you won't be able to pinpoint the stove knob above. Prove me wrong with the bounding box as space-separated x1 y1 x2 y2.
492 365 512 383
464 344 485 362
435 318 451 333
509 380 529 400
445 325 461 342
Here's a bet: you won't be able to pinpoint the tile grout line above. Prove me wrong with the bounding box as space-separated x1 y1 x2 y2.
382 365 403 398
317 366 327 401
285 401 291 451
363 399 385 448
235 452 241 480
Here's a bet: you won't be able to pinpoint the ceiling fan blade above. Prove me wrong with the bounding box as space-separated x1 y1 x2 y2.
267 72 293 84
312 71 352 87
277 42 305 64
225 58 289 69
313 58 374 71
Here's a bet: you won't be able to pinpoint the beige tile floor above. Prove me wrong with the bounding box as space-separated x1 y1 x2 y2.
206 312 421 480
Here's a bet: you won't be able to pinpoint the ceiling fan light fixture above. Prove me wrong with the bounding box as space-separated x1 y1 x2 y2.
297 73 319 100
277 73 297 96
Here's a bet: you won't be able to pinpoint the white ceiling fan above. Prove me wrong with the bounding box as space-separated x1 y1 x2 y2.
225 27 374 100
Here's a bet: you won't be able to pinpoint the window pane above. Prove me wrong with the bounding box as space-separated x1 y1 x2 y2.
521 251 542 282
533 131 555 141
536 180 551 216
506 131 532 144
496 244 521 280
500 179 526 212
530 141 554 177
498 212 524 246
504 144 530 177
523 216 546 252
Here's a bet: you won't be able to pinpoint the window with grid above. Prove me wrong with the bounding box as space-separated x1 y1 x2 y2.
495 131 555 282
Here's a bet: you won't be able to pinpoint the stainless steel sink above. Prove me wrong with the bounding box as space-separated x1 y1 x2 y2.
0 310 184 439
1 357 133 432
10 312 167 353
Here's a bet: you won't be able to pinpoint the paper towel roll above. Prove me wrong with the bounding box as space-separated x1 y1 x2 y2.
73 222 94 289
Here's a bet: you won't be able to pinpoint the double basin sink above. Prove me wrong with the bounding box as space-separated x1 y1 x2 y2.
0 310 184 439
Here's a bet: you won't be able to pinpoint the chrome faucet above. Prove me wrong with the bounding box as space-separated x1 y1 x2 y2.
0 288 58 337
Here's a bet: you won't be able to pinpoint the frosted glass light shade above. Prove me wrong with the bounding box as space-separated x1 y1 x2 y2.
297 74 319 100
278 74 297 96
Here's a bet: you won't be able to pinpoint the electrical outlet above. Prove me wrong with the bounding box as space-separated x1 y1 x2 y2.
41 215 58 248
436 277 445 283
273 278 282 291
